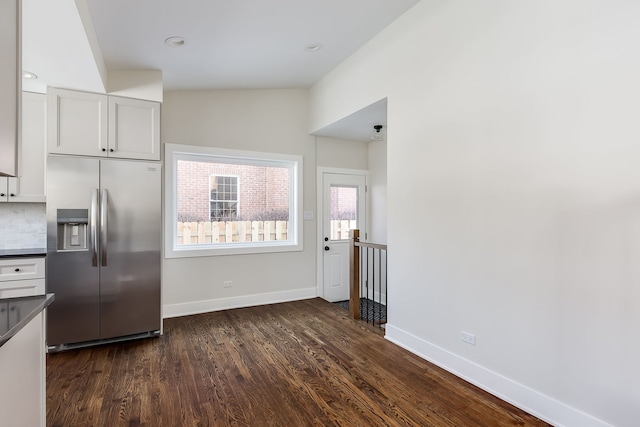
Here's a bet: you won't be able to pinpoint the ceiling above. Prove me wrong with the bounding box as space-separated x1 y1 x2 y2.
85 0 418 90
313 98 388 142
22 0 107 94
22 0 417 140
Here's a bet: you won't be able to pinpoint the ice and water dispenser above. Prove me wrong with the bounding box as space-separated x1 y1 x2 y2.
56 209 89 251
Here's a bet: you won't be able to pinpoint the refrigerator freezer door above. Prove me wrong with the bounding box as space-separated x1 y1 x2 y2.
99 160 161 339
46 156 101 346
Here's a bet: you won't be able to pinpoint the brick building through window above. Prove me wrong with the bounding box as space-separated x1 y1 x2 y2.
177 160 290 222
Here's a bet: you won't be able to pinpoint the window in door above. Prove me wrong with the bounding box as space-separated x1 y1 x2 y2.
329 186 358 240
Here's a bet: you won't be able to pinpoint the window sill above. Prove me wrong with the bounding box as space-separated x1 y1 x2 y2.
165 241 303 258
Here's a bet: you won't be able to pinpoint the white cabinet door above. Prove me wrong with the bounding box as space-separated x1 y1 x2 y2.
6 177 19 201
0 178 7 202
16 92 47 202
0 312 46 427
0 178 18 202
0 0 19 177
0 93 46 203
108 96 160 160
48 88 108 157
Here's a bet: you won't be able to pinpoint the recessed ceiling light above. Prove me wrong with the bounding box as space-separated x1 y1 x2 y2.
306 43 322 52
22 71 38 80
165 36 186 47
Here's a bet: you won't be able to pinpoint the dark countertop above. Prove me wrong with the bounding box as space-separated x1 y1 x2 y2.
0 294 55 348
0 248 47 259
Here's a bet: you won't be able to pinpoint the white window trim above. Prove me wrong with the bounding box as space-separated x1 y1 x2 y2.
165 143 303 258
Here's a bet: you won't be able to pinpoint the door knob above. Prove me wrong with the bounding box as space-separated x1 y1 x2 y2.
324 246 330 251
14 268 20 272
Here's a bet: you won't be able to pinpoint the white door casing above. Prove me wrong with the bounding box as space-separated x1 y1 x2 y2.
318 170 367 302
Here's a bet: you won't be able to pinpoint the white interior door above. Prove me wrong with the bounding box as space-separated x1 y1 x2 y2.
321 172 366 302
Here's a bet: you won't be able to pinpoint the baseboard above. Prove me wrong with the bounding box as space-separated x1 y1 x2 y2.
163 287 318 318
385 324 613 427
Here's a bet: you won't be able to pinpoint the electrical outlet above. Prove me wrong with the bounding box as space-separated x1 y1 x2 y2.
223 280 232 288
461 331 476 345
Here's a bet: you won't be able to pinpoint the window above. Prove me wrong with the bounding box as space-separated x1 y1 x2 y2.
329 186 357 240
210 175 238 221
165 143 303 257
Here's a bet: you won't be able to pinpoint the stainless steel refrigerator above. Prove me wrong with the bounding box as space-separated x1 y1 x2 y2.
46 155 161 351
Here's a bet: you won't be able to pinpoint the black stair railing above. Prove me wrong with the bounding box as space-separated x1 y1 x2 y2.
349 229 387 328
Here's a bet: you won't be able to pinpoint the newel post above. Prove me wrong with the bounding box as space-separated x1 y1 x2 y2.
349 229 360 320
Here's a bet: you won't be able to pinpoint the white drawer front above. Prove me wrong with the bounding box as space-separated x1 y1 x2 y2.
0 279 45 297
0 258 45 282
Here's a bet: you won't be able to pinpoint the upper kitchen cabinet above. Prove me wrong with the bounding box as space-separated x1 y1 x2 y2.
108 96 160 161
47 88 107 157
0 92 46 203
0 0 20 177
47 88 160 161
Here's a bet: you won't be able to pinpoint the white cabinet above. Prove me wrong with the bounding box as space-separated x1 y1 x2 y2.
0 0 19 177
0 169 24 202
47 88 107 157
0 257 46 427
0 257 46 298
0 92 47 203
0 311 46 427
48 88 160 160
0 178 10 202
109 96 161 160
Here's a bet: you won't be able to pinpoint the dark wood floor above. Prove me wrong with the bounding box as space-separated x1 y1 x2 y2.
47 298 550 427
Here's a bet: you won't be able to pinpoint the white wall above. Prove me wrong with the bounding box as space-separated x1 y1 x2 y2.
108 70 163 102
368 139 387 244
161 89 317 316
315 136 368 170
310 1 640 426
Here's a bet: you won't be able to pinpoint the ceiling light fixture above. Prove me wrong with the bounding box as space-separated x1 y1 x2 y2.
306 43 322 52
22 71 38 80
371 124 385 141
165 36 186 47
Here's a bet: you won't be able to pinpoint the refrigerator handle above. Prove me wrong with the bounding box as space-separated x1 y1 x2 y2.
90 189 99 267
101 189 108 267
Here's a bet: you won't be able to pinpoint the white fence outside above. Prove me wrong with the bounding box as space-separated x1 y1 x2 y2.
178 221 287 245
177 219 357 244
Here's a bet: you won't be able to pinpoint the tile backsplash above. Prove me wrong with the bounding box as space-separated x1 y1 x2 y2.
0 203 47 249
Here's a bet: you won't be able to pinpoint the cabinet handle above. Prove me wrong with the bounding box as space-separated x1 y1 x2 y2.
9 193 15 197
109 148 114 152
14 268 20 272
0 193 4 196
102 148 106 152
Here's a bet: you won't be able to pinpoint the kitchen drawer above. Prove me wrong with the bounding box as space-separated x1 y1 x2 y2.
0 258 45 282
0 279 45 297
